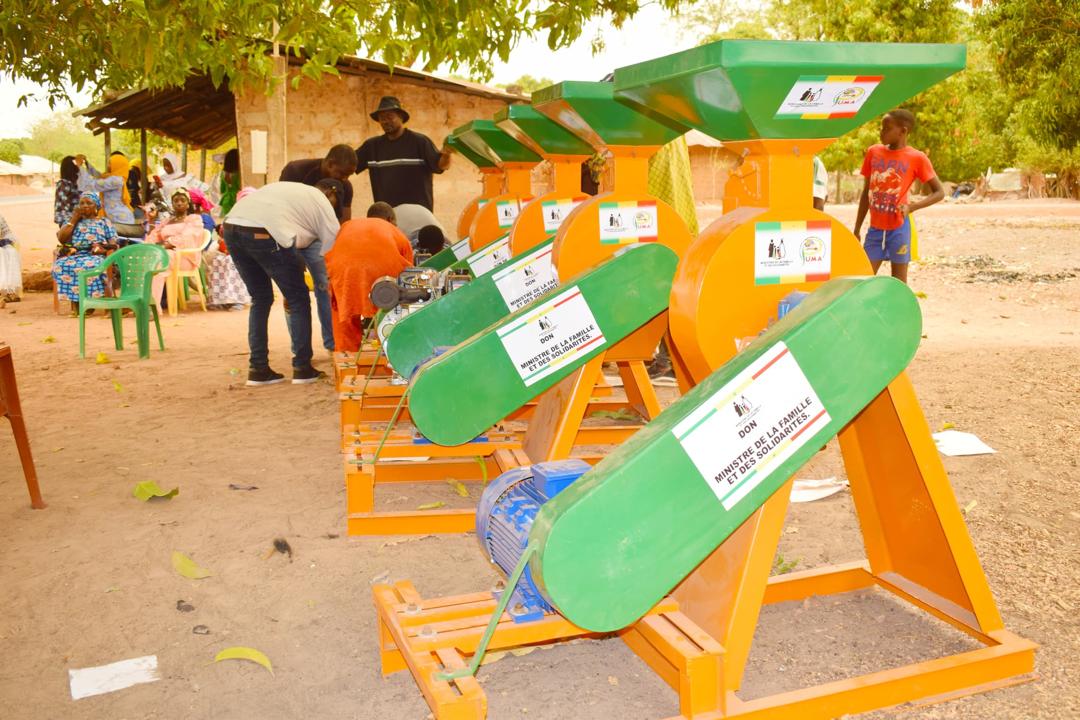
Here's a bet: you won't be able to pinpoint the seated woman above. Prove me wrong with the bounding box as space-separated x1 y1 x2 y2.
52 192 118 314
325 213 414 352
145 188 206 308
0 213 22 303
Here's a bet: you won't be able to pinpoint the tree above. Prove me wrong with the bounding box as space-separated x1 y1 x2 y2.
24 112 104 168
976 0 1080 151
499 75 555 94
0 1 683 105
0 138 24 164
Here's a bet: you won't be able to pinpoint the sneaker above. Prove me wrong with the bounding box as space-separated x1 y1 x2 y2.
246 367 286 386
292 365 325 385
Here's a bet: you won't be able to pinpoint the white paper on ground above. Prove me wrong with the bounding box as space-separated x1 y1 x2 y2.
790 477 848 503
69 655 159 700
932 430 997 457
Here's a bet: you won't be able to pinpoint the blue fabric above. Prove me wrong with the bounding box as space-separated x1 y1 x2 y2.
863 217 911 264
223 225 313 370
52 217 117 301
292 239 335 351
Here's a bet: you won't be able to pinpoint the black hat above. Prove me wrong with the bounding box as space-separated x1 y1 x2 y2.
370 96 409 123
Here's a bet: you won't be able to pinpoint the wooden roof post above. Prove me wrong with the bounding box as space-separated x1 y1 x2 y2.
140 129 149 199
200 148 207 182
266 19 288 183
104 127 111 160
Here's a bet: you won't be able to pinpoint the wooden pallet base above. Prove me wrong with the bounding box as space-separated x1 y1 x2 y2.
374 581 721 720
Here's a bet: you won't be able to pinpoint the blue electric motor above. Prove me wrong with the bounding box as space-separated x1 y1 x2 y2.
475 459 592 623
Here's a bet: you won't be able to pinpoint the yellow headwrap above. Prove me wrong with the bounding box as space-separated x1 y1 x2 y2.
104 154 133 210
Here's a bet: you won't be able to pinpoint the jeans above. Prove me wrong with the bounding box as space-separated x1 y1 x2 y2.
223 225 313 370
291 239 335 351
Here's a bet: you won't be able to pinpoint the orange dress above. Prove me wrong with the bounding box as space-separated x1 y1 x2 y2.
325 218 413 352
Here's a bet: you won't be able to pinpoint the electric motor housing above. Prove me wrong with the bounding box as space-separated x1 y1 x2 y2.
475 460 592 622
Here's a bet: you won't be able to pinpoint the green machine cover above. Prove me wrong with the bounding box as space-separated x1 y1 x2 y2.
387 236 557 377
529 276 922 631
408 243 678 446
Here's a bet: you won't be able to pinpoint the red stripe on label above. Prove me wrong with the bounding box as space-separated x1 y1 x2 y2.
551 290 583 309
789 408 828 443
829 112 858 119
805 272 831 282
853 75 883 83
752 346 790 380
805 220 832 230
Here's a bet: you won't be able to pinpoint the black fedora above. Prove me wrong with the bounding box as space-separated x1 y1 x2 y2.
370 96 409 123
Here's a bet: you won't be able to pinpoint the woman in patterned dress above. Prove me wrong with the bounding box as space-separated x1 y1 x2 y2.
52 192 118 312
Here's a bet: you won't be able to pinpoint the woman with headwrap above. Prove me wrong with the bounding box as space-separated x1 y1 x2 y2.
54 155 81 226
53 192 118 310
75 152 135 225
0 213 21 303
158 151 210 202
146 187 207 308
127 158 143 208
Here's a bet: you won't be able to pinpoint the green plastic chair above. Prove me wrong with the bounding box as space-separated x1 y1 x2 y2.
77 244 170 359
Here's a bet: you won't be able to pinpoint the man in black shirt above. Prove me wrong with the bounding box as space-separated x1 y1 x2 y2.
355 96 452 211
280 145 356 221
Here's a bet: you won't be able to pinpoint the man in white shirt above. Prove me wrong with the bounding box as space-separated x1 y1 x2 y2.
224 181 340 386
392 203 445 250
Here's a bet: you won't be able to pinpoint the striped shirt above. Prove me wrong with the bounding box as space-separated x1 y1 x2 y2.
355 129 444 211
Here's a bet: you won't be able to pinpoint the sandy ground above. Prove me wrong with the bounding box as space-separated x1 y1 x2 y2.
0 196 1078 719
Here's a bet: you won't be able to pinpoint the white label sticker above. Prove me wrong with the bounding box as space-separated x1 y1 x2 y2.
496 199 521 228
753 221 832 285
541 196 586 233
497 287 606 387
775 75 883 119
492 243 560 311
450 238 472 260
466 234 512 276
598 200 659 244
672 342 831 510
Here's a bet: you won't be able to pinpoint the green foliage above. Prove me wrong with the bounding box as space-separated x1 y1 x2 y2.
499 75 555 94
24 112 104 167
0 139 23 164
976 0 1080 151
0 0 684 106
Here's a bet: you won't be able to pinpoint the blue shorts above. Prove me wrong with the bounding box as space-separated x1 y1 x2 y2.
863 217 911 264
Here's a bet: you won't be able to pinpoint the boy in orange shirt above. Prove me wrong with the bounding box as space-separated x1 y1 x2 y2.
853 109 944 284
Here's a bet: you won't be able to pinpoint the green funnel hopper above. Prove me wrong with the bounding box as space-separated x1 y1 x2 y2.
531 81 688 149
446 135 496 169
613 40 966 141
495 104 595 157
451 120 542 167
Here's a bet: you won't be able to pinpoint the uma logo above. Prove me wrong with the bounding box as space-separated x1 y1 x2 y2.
801 237 825 263
833 87 866 106
634 210 654 230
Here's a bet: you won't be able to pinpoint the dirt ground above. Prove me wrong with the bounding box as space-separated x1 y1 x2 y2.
0 196 1078 719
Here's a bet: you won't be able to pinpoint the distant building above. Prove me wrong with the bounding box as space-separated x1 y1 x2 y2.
0 155 58 189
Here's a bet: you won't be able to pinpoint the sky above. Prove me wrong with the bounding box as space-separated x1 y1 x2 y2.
0 5 689 139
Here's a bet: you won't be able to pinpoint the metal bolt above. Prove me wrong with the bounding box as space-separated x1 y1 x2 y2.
419 625 436 638
493 580 506 591
404 603 420 615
